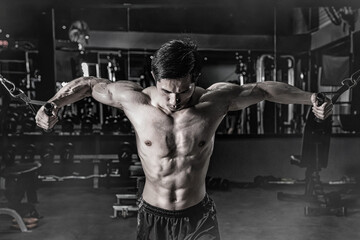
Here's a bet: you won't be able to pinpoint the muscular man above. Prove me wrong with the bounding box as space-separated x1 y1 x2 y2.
36 39 332 240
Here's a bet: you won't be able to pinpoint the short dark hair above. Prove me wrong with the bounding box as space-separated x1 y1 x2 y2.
151 39 202 83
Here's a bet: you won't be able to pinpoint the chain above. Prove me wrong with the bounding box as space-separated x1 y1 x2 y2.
0 74 26 98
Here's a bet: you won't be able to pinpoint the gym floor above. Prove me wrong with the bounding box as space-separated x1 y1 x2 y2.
0 184 359 240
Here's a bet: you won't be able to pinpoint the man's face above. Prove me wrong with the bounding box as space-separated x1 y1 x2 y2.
156 75 195 112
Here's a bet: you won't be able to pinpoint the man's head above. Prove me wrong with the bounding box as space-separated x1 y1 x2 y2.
151 39 202 83
156 75 195 112
152 39 201 112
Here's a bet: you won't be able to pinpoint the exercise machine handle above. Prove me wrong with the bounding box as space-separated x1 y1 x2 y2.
315 93 326 123
44 102 54 116
44 103 55 132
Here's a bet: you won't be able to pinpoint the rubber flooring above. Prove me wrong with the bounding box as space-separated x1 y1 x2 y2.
1 184 359 240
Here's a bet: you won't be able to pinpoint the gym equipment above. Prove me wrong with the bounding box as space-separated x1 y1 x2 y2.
39 142 56 176
60 142 75 164
253 175 282 187
129 163 145 177
102 116 113 133
277 72 359 216
339 114 360 132
120 116 132 134
106 53 125 81
81 114 94 134
105 142 136 187
43 102 54 115
38 154 115 188
0 75 42 113
256 55 297 134
78 99 98 134
2 162 42 204
40 142 55 162
60 106 80 133
0 208 30 232
0 74 54 119
21 144 36 163
41 103 55 133
21 110 36 133
61 114 75 132
111 116 118 132
40 173 107 182
112 176 145 219
5 112 19 134
118 142 133 161
112 194 138 219
277 98 345 216
56 142 75 180
111 143 142 218
102 115 132 134
206 176 230 191
117 142 134 179
1 158 42 231
3 143 17 167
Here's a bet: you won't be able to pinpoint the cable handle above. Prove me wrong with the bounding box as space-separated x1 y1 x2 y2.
43 103 55 133
315 93 326 123
44 102 54 116
316 92 326 107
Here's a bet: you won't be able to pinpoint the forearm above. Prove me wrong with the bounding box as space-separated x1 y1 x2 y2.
48 76 109 108
259 81 314 105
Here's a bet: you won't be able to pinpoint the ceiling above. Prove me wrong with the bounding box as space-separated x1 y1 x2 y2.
1 0 359 41
0 0 360 38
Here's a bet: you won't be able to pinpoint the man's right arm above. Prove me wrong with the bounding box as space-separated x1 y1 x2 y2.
47 76 100 108
35 76 145 130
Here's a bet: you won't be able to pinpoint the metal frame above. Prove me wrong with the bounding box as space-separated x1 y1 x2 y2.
85 31 310 52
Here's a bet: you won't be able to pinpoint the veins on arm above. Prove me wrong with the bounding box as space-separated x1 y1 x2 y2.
202 80 313 114
48 76 105 107
256 81 313 105
48 76 148 111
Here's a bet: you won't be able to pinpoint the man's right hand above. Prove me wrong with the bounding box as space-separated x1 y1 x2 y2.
35 103 59 131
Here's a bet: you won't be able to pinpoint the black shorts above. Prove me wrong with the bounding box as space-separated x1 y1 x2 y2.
137 194 221 240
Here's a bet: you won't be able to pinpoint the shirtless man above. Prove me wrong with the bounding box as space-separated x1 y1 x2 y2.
35 39 332 240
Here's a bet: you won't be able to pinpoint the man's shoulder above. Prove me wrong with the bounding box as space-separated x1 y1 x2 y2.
197 83 230 103
142 86 156 98
194 86 206 97
191 87 205 103
195 86 205 93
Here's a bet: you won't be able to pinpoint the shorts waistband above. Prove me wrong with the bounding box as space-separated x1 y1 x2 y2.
138 194 212 218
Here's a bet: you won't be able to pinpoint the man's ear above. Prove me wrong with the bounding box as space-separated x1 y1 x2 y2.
151 71 160 86
151 71 156 81
194 73 201 86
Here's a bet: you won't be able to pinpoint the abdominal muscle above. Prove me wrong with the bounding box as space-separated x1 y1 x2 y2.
140 153 210 211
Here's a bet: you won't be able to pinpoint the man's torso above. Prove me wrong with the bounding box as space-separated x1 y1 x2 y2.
122 86 227 210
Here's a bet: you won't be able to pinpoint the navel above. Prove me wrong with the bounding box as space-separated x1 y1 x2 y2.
145 140 152 146
198 141 206 147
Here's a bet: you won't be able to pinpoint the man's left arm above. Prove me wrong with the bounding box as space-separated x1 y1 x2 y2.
206 81 332 120
255 81 333 120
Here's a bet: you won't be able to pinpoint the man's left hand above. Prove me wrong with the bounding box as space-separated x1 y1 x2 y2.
311 93 333 120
